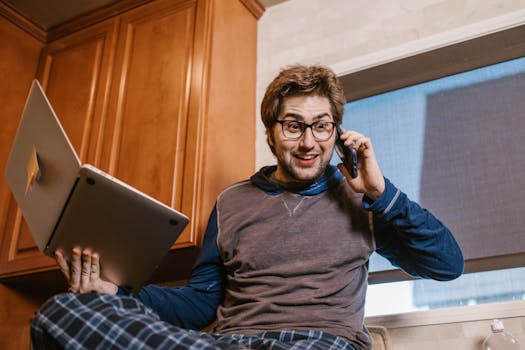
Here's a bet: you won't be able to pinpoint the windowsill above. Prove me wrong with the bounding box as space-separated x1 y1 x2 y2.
365 300 525 328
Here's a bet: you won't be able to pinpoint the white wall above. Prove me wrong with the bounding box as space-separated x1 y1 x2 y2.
256 0 525 169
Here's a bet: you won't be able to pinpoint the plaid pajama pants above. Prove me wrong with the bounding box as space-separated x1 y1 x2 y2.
31 293 356 350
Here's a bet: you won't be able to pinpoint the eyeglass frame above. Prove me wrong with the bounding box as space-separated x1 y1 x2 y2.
275 119 338 141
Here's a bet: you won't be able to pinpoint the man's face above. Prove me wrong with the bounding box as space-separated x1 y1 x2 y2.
269 95 336 184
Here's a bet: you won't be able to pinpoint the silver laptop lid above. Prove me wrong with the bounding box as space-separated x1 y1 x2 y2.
4 80 81 251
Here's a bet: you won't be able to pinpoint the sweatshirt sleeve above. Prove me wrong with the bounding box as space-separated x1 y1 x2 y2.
120 206 224 329
363 178 464 281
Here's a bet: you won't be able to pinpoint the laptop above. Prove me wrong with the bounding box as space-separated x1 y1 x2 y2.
4 80 190 292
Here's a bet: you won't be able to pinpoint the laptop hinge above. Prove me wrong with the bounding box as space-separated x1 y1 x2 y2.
44 176 81 254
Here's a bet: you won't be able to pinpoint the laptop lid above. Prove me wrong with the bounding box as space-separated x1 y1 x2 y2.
5 80 81 252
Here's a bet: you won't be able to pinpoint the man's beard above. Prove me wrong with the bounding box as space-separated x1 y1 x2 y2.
276 156 329 184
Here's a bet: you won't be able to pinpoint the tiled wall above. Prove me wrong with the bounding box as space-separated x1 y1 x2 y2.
256 0 525 168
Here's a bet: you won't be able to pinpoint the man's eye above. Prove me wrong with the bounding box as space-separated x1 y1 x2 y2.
314 121 330 130
286 121 302 131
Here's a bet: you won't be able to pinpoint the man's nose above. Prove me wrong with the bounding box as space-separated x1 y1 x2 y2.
299 127 316 148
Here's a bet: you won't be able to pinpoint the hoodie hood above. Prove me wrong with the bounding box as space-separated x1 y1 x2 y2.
250 165 344 196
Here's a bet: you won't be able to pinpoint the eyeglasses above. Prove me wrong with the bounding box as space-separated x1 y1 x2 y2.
276 120 337 141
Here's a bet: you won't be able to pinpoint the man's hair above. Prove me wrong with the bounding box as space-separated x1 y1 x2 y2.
260 65 346 130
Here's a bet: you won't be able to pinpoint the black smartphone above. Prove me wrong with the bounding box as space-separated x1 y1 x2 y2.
335 126 358 178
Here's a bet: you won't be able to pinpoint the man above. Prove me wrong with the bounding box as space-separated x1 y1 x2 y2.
31 65 464 350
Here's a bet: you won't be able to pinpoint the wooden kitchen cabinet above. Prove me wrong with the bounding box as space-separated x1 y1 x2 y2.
101 0 196 233
0 0 260 280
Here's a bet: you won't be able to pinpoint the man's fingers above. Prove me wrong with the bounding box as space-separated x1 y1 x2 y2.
55 250 70 279
70 247 82 291
90 253 101 282
80 249 92 292
57 247 109 294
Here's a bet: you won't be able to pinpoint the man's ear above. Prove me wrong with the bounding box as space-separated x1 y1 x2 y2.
267 132 274 147
266 129 276 155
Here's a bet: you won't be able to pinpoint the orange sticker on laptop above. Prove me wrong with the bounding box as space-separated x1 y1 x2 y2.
25 147 41 195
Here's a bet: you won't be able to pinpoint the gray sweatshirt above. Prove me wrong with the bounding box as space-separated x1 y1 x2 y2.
214 177 374 350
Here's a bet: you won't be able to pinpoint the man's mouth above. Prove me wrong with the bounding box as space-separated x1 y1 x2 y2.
294 154 319 166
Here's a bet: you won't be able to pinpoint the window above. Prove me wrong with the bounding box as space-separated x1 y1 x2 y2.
335 24 525 315
365 267 525 316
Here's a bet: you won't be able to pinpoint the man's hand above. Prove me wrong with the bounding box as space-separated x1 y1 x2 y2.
337 128 385 201
55 247 118 295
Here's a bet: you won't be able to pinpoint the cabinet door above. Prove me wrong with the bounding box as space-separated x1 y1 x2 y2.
102 0 196 247
0 18 118 277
